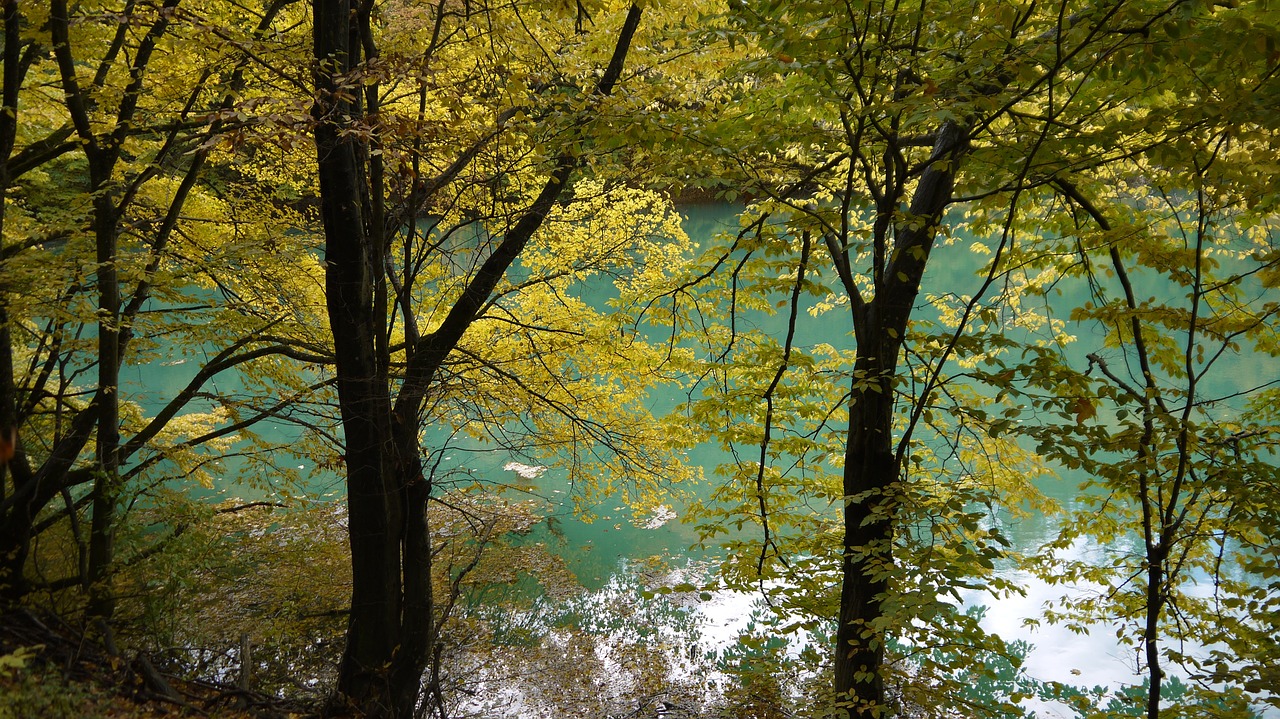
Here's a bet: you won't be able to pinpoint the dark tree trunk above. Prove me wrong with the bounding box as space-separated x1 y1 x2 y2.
831 361 900 714
831 122 968 716
50 0 124 620
0 0 22 603
834 345 899 715
86 192 121 621
389 420 432 718
50 0 177 620
1144 554 1164 719
312 1 403 711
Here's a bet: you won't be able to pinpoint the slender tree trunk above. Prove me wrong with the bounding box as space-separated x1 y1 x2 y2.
87 191 121 620
50 0 159 622
1144 554 1165 719
834 349 899 716
0 0 22 601
830 122 968 716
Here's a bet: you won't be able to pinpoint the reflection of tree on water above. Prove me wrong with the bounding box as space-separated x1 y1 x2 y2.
451 570 717 719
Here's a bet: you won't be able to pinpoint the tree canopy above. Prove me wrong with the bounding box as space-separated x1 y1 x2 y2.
1 0 1277 718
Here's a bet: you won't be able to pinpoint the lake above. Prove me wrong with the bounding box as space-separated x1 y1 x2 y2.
127 202 1278 717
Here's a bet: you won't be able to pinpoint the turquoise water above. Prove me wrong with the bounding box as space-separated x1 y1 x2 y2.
123 203 1277 715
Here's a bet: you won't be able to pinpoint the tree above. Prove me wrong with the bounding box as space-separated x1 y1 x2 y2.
1022 182 1280 718
1010 77 1280 719
984 8 1280 715
308 1 674 714
0 0 328 618
655 0 1280 715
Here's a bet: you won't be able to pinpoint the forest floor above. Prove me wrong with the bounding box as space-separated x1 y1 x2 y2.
0 610 312 718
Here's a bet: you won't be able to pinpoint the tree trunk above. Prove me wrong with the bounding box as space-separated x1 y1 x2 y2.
0 0 22 603
1144 555 1164 719
390 419 432 718
49 0 180 622
830 122 968 716
834 349 899 716
87 192 121 620
312 1 403 710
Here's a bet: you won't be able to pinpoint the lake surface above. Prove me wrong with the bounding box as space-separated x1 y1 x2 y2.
128 203 1277 717
515 203 1278 716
